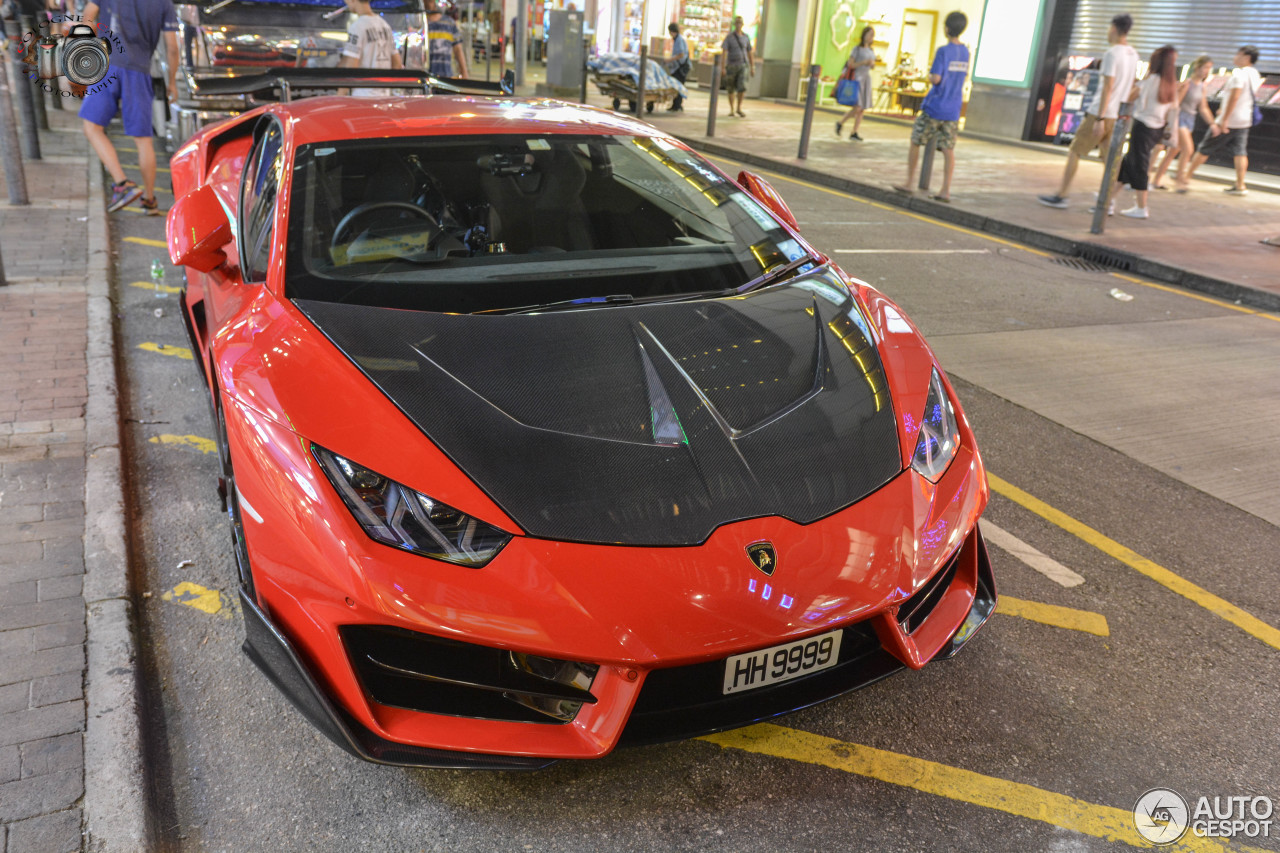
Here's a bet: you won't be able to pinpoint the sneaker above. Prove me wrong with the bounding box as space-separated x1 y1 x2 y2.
1120 205 1149 219
140 195 161 216
1224 186 1248 196
851 132 863 141
835 121 843 136
107 180 142 213
1087 202 1116 216
1037 194 1069 209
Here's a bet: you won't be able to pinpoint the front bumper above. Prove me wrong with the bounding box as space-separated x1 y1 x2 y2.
240 524 996 768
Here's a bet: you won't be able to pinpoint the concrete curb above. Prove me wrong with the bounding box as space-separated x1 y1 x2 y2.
81 156 153 851
676 136 1280 314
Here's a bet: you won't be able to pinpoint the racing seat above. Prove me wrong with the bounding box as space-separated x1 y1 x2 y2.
480 148 591 253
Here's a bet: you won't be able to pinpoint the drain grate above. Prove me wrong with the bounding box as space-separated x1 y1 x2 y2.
1050 256 1113 272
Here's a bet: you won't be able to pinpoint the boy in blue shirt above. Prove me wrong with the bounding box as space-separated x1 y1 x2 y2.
894 11 968 202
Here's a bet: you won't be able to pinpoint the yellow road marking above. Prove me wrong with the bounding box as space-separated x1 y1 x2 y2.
701 724 1267 853
149 434 216 454
998 595 1109 636
129 280 182 295
120 161 171 173
989 474 1280 651
1109 272 1280 322
121 206 169 215
137 342 193 360
162 581 225 615
124 236 168 248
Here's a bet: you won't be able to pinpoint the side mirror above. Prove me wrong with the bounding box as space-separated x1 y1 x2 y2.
737 171 799 232
166 184 231 273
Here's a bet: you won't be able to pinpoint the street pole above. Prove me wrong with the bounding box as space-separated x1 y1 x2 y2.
0 36 30 205
580 35 588 104
635 45 646 115
706 61 720 137
1091 101 1132 235
21 16 46 130
5 16 39 159
797 64 819 159
917 140 935 191
514 0 526 89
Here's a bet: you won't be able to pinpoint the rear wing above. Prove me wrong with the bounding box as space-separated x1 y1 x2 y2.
188 67 515 101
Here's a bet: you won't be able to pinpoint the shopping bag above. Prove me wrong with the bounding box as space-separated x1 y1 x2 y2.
834 78 861 107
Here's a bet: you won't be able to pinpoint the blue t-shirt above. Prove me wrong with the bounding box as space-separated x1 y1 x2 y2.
95 0 177 74
427 15 460 77
920 41 969 122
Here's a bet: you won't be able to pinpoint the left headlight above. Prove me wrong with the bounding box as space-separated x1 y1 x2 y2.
313 445 511 567
910 368 961 482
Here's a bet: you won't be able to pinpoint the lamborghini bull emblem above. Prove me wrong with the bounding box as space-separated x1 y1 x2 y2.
746 541 777 576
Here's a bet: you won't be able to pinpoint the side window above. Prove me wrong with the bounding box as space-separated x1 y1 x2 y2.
239 122 283 283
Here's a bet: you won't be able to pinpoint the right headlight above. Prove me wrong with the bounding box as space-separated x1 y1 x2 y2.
910 368 960 482
313 445 511 567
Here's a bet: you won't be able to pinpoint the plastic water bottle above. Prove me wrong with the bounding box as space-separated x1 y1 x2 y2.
151 259 166 298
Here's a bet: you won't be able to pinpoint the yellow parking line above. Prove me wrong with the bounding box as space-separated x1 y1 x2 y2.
998 596 1109 637
989 474 1280 651
148 434 216 454
1109 273 1280 322
701 724 1267 853
137 342 193 360
162 581 230 617
124 236 168 248
129 280 182 295
709 156 1053 258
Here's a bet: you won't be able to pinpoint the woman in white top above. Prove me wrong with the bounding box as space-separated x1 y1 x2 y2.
835 27 876 140
1151 55 1213 190
1109 45 1178 219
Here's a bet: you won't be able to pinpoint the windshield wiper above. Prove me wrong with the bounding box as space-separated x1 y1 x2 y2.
479 294 637 316
735 256 817 295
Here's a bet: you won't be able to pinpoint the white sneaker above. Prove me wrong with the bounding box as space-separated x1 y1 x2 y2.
1120 205 1149 219
1088 202 1115 216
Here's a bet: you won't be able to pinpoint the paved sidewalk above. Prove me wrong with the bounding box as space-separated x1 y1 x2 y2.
569 85 1280 308
1 102 138 852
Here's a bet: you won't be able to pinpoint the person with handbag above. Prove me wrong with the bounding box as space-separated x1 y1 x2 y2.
720 16 752 118
835 26 875 140
1151 55 1213 191
1184 46 1262 196
1105 45 1179 219
666 22 690 112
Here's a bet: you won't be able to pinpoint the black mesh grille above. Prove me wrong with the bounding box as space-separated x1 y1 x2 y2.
897 550 963 635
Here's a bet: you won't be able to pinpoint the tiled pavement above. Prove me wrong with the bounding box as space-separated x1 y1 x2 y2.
1 108 91 853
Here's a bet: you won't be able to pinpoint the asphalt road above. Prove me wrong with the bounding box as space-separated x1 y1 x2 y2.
108 136 1280 853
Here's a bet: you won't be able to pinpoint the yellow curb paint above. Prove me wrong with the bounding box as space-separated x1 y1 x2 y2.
149 434 217 455
124 236 168 248
1108 272 1280 323
700 724 1268 853
121 162 171 173
997 596 1110 637
137 342 193 360
129 280 182 295
989 474 1280 651
162 582 224 615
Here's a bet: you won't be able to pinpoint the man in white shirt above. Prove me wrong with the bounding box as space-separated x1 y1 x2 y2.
338 0 403 97
1184 46 1262 195
1038 13 1138 210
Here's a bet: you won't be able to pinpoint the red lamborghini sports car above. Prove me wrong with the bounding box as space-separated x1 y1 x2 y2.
166 85 995 769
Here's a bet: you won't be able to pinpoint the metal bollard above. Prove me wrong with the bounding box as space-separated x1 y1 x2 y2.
5 21 39 160
635 45 646 116
1091 101 1133 235
0 36 29 205
706 62 720 137
797 64 819 159
580 36 588 104
917 139 935 191
20 16 46 129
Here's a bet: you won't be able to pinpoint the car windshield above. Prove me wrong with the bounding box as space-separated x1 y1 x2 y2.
285 134 813 313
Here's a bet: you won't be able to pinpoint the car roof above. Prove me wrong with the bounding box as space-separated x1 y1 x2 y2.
276 96 663 146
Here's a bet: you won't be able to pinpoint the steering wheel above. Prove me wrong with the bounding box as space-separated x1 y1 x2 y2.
332 201 437 247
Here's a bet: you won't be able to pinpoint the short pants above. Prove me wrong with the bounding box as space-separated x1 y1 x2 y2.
910 113 959 151
78 67 154 138
1067 113 1111 157
1178 111 1195 131
723 64 747 93
1196 125 1250 158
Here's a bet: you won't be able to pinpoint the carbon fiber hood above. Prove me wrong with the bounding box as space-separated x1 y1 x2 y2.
295 272 901 546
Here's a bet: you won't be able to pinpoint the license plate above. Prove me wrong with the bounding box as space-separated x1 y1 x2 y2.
722 629 843 695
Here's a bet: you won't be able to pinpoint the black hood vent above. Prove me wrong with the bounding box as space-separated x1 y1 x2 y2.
295 272 901 546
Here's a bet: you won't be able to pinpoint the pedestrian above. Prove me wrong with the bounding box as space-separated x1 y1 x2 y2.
1151 55 1213 190
720 16 752 118
1104 45 1178 219
892 11 968 202
666 22 689 112
835 25 875 140
1037 13 1138 210
78 0 179 215
426 0 468 79
1183 46 1261 196
337 0 402 97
